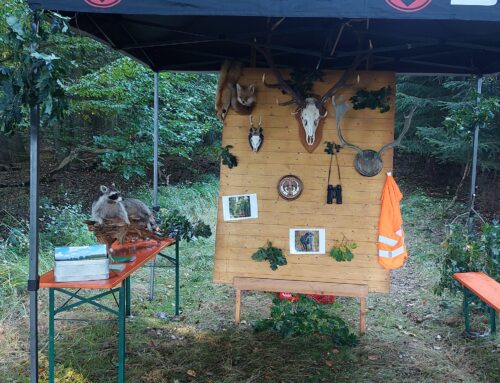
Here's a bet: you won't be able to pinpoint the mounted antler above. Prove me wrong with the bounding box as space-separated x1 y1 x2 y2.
257 34 366 152
260 48 305 107
333 96 417 177
379 106 417 155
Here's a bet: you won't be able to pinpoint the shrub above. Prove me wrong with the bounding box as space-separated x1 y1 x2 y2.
435 221 499 295
254 297 358 346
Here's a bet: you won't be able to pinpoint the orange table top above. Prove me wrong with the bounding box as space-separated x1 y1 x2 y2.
40 239 175 290
453 272 500 312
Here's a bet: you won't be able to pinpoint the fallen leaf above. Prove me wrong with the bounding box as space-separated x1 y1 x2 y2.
187 369 197 377
368 355 380 361
325 360 334 367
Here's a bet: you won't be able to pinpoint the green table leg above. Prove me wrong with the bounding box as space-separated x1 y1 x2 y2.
464 288 471 335
118 283 126 383
489 307 497 333
125 277 131 317
49 288 55 383
175 238 180 317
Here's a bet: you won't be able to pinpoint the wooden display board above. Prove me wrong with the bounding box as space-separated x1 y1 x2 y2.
213 68 395 293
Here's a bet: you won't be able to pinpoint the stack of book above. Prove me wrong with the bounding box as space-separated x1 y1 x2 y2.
54 245 109 282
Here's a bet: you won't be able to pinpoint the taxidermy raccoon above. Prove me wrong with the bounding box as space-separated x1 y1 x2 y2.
215 60 256 120
92 185 130 225
122 198 156 231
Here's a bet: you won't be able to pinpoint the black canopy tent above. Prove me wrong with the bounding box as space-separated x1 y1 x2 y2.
26 1 500 73
25 1 500 382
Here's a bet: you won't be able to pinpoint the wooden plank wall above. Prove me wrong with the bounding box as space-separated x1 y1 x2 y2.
213 68 396 293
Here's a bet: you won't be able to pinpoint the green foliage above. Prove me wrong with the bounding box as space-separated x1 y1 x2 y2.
220 145 238 169
435 221 500 295
350 86 391 113
254 297 358 346
159 208 212 242
69 58 221 179
39 198 96 247
396 76 500 171
287 69 324 98
0 7 70 132
329 237 356 262
251 241 287 270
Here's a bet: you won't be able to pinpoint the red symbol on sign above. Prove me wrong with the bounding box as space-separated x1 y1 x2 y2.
85 0 122 8
385 0 432 12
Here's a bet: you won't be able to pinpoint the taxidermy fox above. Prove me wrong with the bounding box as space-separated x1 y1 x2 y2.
215 60 256 120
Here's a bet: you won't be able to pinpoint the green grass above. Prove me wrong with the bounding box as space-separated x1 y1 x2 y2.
0 178 498 383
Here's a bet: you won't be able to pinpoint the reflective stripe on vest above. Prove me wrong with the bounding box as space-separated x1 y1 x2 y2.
379 244 406 258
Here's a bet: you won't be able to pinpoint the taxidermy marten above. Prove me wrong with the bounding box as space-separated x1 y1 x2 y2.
215 60 256 120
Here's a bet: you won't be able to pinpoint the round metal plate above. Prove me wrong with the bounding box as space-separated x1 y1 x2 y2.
277 175 303 201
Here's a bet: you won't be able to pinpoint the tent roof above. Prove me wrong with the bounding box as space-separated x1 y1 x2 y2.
28 0 500 74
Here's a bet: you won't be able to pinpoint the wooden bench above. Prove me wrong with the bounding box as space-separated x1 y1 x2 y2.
233 277 369 334
453 272 499 335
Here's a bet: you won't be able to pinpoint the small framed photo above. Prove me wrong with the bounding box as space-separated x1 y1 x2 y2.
289 228 326 254
222 193 258 221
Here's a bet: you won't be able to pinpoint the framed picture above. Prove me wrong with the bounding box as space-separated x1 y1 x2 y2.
289 228 326 254
222 193 258 221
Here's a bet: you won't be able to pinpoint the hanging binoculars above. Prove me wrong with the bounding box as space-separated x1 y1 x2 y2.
325 142 343 205
327 184 342 205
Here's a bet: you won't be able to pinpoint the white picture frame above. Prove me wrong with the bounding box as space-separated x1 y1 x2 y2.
289 228 326 254
222 193 259 221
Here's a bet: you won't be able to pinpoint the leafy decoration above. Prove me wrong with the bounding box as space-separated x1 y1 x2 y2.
254 297 358 346
159 209 212 242
220 145 238 169
287 68 324 99
350 86 392 113
329 236 356 262
251 241 287 270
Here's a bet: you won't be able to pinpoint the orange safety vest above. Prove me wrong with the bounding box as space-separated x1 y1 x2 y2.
377 174 408 269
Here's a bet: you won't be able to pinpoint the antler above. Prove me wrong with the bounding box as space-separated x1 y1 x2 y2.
319 32 367 105
259 47 305 107
379 106 417 155
332 96 363 154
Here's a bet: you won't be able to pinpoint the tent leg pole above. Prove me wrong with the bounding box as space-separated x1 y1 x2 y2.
466 76 483 237
28 104 40 383
149 72 160 301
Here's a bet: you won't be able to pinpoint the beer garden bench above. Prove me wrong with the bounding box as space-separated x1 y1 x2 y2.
453 272 499 335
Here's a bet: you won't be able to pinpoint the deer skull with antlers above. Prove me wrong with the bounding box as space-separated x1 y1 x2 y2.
260 48 364 153
333 96 417 177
